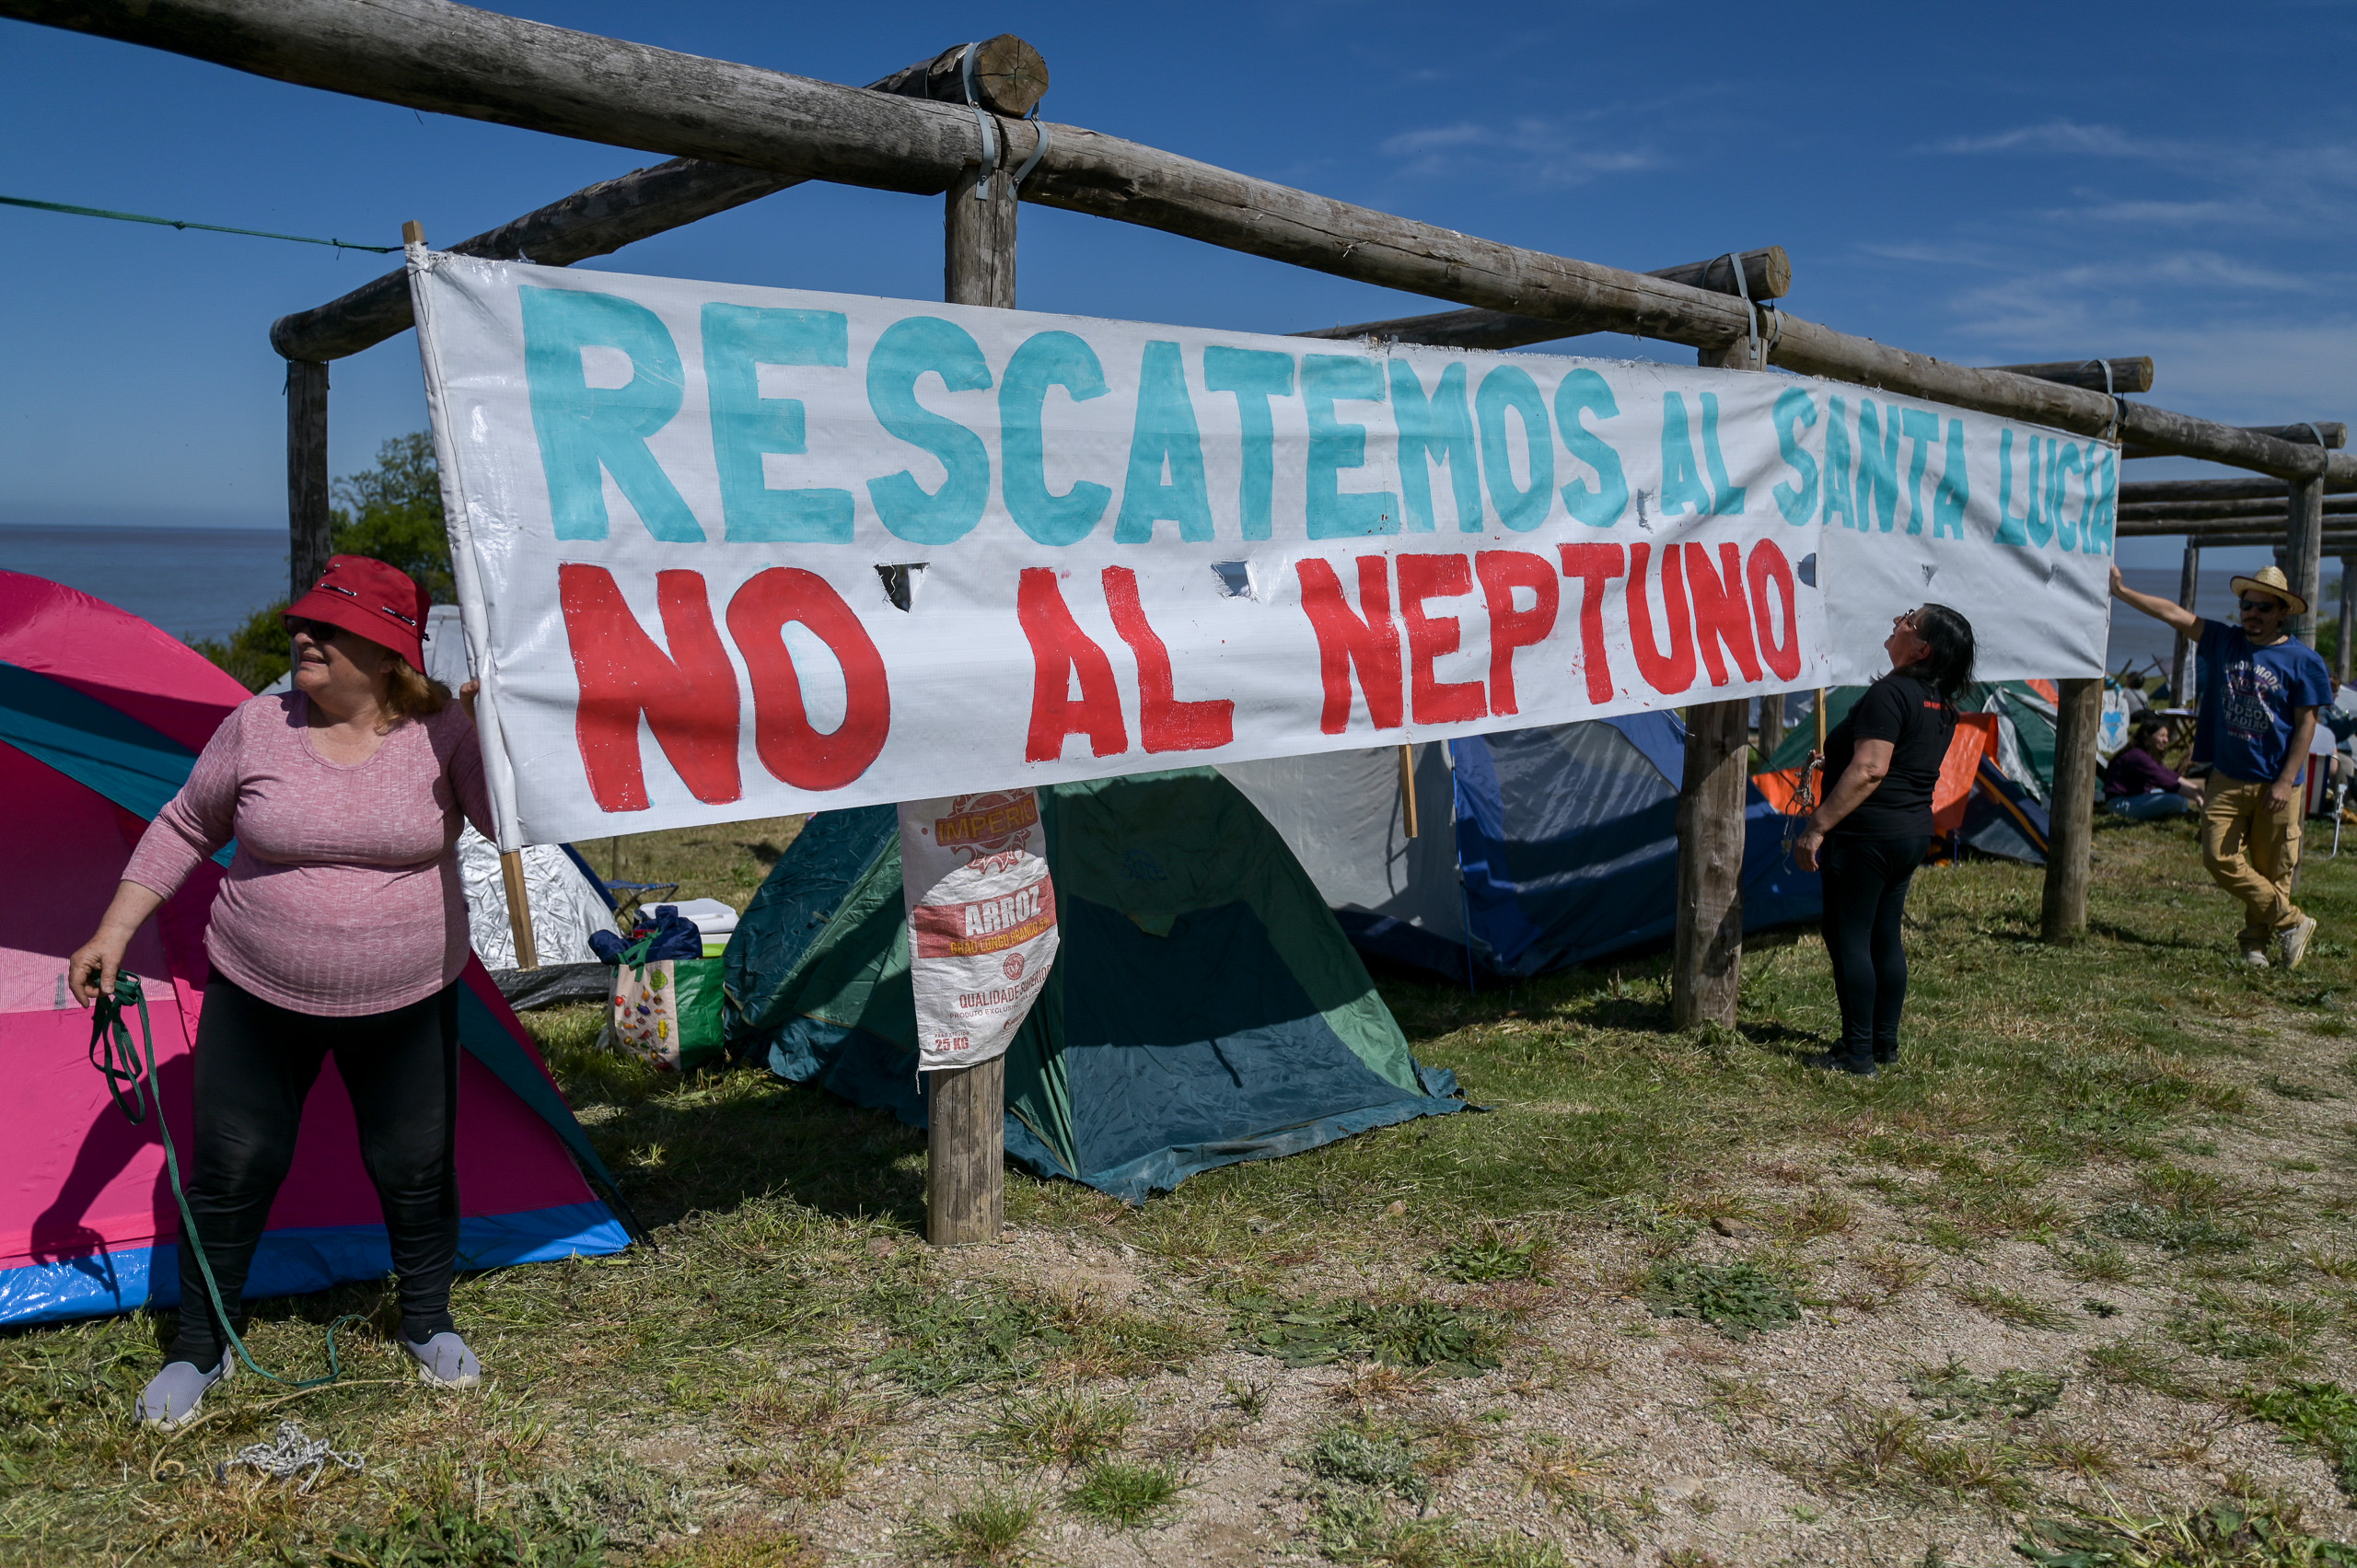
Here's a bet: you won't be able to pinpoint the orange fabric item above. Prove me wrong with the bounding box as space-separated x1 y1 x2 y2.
1932 714 1997 838
2026 678 2059 706
1753 766 1806 815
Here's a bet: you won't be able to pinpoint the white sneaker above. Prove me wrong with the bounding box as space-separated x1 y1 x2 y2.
2239 945 2272 970
2280 916 2319 971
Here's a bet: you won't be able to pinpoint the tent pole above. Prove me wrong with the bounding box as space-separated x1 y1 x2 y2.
926 105 1016 1249
500 849 540 970
2039 677 2102 942
1813 689 1828 754
1399 745 1418 839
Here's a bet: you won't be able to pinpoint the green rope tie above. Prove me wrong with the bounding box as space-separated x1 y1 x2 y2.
2 194 399 254
91 974 363 1388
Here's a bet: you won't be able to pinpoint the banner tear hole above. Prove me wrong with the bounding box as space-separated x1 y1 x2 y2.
1798 552 1818 588
1922 563 1939 585
1210 561 1253 600
875 563 927 612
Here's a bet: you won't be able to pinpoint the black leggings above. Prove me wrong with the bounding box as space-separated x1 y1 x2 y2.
170 974 460 1367
1817 834 1931 1068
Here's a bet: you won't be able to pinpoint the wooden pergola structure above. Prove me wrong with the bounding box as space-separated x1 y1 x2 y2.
13 0 2352 1242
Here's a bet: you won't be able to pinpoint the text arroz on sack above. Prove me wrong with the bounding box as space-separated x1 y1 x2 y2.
899 791 1059 1072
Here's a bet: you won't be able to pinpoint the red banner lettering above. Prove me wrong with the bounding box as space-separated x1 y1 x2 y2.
725 567 890 791
1684 540 1763 687
1474 550 1559 716
1296 555 1403 734
1017 568 1129 761
1102 565 1235 752
557 564 741 812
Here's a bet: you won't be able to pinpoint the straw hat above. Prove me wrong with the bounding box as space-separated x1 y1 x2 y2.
2228 563 2307 618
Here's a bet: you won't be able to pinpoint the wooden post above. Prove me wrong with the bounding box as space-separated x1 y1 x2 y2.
1814 689 1829 753
1398 745 1419 839
1670 326 1762 1031
926 82 1017 1247
2338 552 2356 686
286 358 331 599
2171 542 2200 703
2040 677 2103 942
1758 692 1785 761
499 850 540 970
927 1054 1004 1244
1674 698 1749 1028
2288 475 2326 647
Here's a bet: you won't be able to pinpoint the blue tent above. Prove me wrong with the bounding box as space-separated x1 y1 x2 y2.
1220 714 1822 981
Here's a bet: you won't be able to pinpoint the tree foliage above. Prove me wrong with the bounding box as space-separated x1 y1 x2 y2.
329 432 451 600
195 432 450 691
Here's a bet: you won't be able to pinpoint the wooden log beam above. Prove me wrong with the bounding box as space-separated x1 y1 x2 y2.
17 0 2353 482
2123 476 2357 505
2119 496 2357 524
871 34 1047 117
2125 422 2343 462
271 41 1039 362
2040 678 2101 942
1294 247 1789 351
1983 357 2154 394
285 357 330 598
2119 522 2357 544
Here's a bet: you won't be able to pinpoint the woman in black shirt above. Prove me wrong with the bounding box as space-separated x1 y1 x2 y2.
1794 605 1976 1075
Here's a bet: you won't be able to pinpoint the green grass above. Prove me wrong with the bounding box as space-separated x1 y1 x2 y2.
1639 1260 1802 1339
1062 1460 1181 1528
10 815 2357 1562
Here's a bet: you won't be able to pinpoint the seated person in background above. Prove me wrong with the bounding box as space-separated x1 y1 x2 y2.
2118 670 2152 715
2106 714 2201 819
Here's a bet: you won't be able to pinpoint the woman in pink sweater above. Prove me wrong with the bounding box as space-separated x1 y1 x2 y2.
67 556 493 1427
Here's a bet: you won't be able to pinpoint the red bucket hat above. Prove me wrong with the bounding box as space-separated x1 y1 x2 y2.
285 555 429 668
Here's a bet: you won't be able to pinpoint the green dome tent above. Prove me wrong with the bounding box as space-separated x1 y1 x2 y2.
723 769 1465 1202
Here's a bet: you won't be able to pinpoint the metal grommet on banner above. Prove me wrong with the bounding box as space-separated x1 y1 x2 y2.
959 42 999 200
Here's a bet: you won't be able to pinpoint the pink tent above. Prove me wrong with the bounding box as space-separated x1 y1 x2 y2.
0 570 630 1325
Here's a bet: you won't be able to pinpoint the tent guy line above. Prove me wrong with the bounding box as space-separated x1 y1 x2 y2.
0 192 401 251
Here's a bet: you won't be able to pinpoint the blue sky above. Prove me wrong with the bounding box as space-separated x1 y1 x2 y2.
3 0 2351 574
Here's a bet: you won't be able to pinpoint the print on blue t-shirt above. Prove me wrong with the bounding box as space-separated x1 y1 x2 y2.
2193 621 2333 784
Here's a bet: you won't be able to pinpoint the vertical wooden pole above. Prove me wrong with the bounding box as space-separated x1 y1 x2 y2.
1814 689 1829 753
2170 542 2200 703
285 358 331 600
928 103 1016 1248
1757 692 1785 761
1671 326 1760 1030
499 850 540 970
2288 475 2326 647
2039 677 2103 942
1674 699 1749 1028
1398 745 1419 839
2337 552 2356 687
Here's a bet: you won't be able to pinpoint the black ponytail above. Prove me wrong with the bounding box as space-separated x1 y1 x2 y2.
1910 603 1977 706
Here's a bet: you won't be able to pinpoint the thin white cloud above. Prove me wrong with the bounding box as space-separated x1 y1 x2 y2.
1932 120 2155 158
1379 116 1663 185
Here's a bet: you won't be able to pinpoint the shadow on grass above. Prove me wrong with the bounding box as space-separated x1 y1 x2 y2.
535 1007 928 1234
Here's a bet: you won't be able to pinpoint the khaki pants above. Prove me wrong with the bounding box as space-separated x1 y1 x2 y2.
2200 773 2305 947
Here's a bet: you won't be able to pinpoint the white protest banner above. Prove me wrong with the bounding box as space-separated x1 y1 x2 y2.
897 790 1058 1073
406 249 2116 848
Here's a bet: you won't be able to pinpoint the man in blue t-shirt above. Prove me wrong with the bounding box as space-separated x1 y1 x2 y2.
2112 563 2332 968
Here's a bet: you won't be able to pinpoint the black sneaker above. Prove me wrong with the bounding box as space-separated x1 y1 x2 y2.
1807 1051 1875 1077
